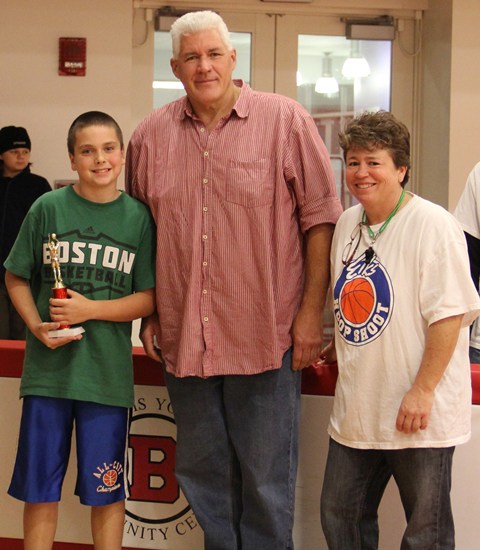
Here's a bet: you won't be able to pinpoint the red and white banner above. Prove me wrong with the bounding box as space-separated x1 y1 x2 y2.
1 341 479 549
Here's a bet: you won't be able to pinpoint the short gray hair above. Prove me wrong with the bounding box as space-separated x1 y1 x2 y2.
170 11 233 59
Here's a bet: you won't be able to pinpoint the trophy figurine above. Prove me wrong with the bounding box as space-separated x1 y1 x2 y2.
47 233 85 338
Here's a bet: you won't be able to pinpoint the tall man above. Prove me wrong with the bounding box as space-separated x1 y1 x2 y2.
126 11 342 550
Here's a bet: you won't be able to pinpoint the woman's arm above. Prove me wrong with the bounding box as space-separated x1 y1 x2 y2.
395 314 463 434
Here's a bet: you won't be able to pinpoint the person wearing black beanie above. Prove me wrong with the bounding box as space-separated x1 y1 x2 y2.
0 125 51 339
0 125 32 155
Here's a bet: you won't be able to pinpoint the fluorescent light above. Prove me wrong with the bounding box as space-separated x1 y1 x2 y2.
342 57 371 78
296 71 304 86
152 80 184 89
315 76 339 94
315 52 339 94
261 0 313 3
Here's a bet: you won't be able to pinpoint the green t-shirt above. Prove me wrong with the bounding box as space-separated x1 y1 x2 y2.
5 185 156 407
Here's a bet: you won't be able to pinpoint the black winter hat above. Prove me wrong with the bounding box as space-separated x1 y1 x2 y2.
0 126 31 154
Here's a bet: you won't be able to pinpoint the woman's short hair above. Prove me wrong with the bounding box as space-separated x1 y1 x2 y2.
170 11 233 59
339 110 411 186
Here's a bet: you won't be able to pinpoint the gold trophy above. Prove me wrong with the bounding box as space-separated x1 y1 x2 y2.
47 233 85 338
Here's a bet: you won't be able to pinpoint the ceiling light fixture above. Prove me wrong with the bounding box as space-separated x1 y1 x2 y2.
342 41 371 79
315 52 339 94
152 80 184 89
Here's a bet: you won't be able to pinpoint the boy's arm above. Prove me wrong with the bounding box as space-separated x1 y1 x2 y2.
49 288 155 325
5 271 83 348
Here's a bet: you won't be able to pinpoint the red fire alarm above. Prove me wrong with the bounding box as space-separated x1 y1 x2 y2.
58 37 87 76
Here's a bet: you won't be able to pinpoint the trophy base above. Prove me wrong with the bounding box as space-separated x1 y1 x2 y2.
48 326 85 338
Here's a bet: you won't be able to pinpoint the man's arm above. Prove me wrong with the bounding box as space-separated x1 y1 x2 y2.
395 314 463 434
291 223 334 371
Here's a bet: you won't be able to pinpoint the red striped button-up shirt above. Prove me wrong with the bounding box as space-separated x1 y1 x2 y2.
126 81 342 378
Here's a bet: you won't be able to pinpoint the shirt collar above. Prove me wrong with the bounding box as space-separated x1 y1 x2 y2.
180 79 251 121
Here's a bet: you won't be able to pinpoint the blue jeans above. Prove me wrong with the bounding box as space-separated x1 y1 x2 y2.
320 438 455 550
165 349 300 550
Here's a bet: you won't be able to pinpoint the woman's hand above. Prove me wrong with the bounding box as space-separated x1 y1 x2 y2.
395 385 434 434
317 339 337 365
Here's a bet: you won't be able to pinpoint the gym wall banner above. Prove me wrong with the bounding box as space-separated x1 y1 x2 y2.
124 384 203 548
1 341 480 549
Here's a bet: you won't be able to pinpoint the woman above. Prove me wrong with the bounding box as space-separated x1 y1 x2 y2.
320 111 480 549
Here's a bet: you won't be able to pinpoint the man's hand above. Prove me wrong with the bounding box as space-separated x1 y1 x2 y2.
291 305 323 371
140 313 162 362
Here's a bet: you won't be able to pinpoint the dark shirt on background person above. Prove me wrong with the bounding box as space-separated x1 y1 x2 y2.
0 126 51 339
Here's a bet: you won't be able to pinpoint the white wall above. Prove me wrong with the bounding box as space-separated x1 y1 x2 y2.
0 0 133 188
418 0 452 207
449 0 480 209
2 1 480 205
420 0 480 210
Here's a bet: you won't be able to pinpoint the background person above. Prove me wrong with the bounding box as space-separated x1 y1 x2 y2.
126 10 342 550
319 110 480 549
0 125 51 339
5 111 155 550
453 162 480 363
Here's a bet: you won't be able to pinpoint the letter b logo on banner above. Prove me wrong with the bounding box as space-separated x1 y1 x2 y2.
129 434 178 503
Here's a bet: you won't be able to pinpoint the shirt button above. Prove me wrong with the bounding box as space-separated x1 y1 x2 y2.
202 261 208 266
202 234 208 240
203 178 208 184
203 206 208 212
200 127 205 132
203 316 209 322
202 289 207 294
204 151 209 157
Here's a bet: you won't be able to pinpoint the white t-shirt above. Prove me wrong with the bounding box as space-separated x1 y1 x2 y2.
329 194 480 449
453 161 480 350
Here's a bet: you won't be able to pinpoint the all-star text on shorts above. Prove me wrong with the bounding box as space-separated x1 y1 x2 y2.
8 395 129 506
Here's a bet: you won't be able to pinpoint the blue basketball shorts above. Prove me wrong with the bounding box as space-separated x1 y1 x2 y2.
8 396 130 506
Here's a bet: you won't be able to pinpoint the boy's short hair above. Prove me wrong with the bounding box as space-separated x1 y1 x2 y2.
170 10 233 59
67 111 124 154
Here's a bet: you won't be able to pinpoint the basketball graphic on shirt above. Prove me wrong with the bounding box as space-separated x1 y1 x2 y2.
340 277 375 324
334 255 393 346
103 469 118 487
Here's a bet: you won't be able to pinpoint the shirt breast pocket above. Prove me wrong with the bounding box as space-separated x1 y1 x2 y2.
225 159 273 207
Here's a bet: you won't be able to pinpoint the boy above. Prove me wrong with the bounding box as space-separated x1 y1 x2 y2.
5 111 156 550
0 125 51 339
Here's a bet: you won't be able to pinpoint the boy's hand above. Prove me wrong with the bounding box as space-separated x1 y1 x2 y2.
32 321 83 349
49 289 94 325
